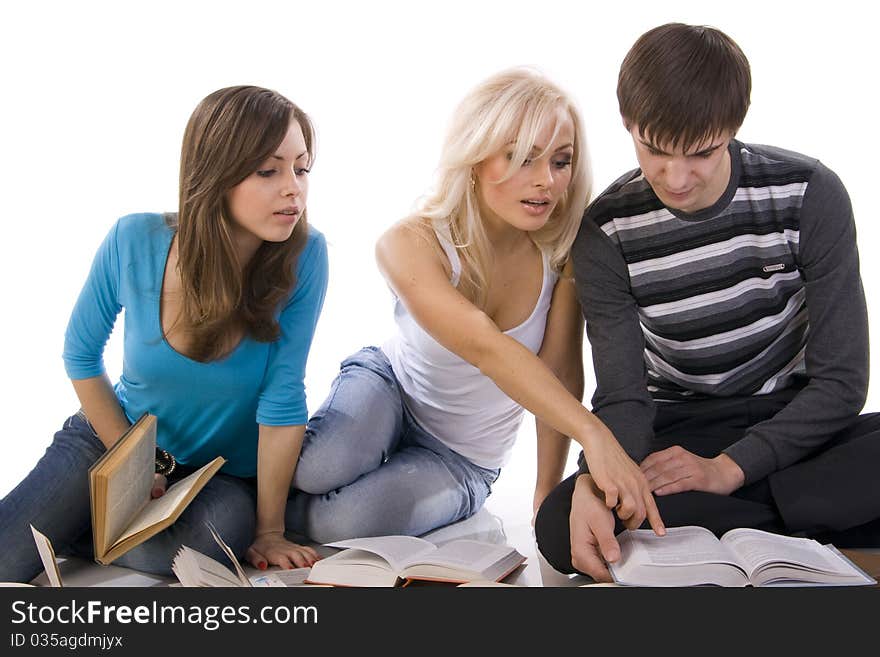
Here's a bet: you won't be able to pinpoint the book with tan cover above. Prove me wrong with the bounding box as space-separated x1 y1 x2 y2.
88 413 224 565
306 535 526 587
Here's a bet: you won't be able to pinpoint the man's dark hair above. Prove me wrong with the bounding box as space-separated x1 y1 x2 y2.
618 23 751 150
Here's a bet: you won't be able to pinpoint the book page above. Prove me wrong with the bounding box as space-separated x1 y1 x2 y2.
102 420 155 546
411 540 516 572
117 461 218 542
29 525 62 588
619 527 740 567
325 536 436 572
250 568 327 587
172 546 242 587
306 550 403 587
721 529 850 576
206 522 249 586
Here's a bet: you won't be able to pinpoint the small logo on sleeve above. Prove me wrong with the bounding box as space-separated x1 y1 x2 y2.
763 263 786 273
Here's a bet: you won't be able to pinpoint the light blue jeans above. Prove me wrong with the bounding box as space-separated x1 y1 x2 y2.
0 412 258 583
286 346 499 543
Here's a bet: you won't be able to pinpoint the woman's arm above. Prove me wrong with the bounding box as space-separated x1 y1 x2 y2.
65 219 132 451
376 223 663 535
533 261 582 519
246 424 319 570
71 375 131 450
249 231 328 568
72 375 172 499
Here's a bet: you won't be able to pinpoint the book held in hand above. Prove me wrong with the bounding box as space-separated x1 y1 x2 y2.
609 526 877 587
305 535 526 587
88 413 225 565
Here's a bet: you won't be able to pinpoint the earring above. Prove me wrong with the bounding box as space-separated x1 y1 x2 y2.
470 172 476 191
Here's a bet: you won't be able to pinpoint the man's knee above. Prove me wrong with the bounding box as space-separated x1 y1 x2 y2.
534 477 578 575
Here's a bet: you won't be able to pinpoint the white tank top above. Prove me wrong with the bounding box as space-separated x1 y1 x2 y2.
383 229 558 469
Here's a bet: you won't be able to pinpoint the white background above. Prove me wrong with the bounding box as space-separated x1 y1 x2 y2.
0 0 876 508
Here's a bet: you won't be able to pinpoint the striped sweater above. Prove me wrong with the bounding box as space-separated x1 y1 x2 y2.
573 141 868 483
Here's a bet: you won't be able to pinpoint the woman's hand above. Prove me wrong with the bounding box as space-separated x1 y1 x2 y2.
582 430 665 535
150 474 167 498
253 424 310 570
246 531 320 570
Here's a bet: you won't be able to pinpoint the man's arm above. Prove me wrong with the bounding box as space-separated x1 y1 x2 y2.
723 163 869 484
571 215 657 469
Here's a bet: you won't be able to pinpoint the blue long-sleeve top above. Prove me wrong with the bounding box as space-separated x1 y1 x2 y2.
62 212 329 477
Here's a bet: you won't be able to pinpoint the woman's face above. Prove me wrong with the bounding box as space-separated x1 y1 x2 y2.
226 120 310 259
474 107 574 234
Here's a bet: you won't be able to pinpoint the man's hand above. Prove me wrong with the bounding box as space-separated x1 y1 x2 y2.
568 474 622 582
640 447 745 496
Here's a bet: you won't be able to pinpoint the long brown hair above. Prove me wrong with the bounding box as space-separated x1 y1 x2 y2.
170 85 315 362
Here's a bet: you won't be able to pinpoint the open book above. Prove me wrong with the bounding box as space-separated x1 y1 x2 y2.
29 525 63 587
171 523 326 587
610 526 876 587
305 536 526 587
88 413 225 565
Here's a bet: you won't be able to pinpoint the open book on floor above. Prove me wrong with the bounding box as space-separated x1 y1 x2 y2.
172 523 326 587
88 413 225 565
610 526 877 587
305 535 526 587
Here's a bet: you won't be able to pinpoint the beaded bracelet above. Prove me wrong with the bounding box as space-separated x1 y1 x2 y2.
155 447 177 477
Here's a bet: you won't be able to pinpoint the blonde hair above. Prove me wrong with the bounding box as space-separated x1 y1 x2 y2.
410 68 592 308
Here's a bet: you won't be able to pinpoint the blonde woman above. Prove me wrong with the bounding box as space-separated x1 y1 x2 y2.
289 70 664 543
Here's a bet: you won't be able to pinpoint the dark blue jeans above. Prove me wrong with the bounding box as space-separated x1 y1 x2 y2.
0 413 259 583
535 391 880 575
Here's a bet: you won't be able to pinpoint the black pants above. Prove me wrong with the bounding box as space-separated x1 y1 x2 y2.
534 391 880 575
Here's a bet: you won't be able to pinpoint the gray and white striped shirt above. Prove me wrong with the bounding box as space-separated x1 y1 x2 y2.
573 141 868 483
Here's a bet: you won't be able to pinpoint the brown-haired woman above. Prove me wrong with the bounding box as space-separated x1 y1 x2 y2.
0 85 328 582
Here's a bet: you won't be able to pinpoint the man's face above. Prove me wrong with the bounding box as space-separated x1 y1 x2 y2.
628 124 733 213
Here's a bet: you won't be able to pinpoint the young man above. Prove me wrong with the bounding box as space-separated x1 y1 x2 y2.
534 23 880 581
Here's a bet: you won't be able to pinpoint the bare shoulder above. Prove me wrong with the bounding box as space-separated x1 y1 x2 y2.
376 218 450 278
377 218 433 255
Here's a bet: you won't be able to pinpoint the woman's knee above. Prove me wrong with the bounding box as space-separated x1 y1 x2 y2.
0 416 103 577
294 414 371 494
302 500 383 544
295 407 402 494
